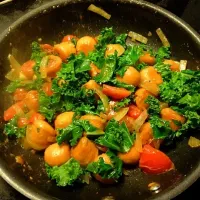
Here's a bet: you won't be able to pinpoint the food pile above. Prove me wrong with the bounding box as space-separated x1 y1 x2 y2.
3 27 200 186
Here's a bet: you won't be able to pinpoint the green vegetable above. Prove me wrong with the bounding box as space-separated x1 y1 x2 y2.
6 78 43 93
31 41 46 76
145 96 160 115
95 53 117 83
95 27 116 50
159 70 200 104
110 79 135 92
155 46 171 62
117 45 144 76
88 48 106 69
154 62 171 81
175 110 200 137
4 116 26 138
156 69 200 139
177 94 200 110
115 33 127 47
38 92 63 122
134 62 148 71
56 119 99 146
149 115 172 139
86 151 122 180
95 119 134 153
114 98 131 111
45 158 84 186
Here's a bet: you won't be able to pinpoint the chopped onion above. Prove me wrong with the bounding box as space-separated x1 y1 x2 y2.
156 28 170 47
88 4 111 20
188 136 200 148
5 54 21 81
40 56 49 78
95 88 109 112
80 173 90 184
128 31 148 44
132 109 148 132
135 132 143 152
113 107 129 121
179 60 187 71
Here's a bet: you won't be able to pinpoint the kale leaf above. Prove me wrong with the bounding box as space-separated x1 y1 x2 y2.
145 96 160 115
86 151 122 180
95 119 134 153
45 158 84 186
4 116 26 138
56 119 99 146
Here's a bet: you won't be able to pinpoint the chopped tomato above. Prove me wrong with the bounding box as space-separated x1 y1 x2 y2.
139 144 174 174
62 35 78 42
40 44 54 54
21 60 35 79
4 101 24 121
128 105 142 119
102 84 131 100
13 88 28 102
17 117 29 128
29 112 45 123
42 82 53 96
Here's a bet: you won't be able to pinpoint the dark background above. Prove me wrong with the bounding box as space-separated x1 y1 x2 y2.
0 0 199 199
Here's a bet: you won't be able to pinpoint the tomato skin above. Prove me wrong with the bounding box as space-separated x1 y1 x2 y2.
40 44 54 54
13 88 28 102
28 112 45 123
102 84 131 100
4 101 24 121
128 105 142 119
139 144 174 174
17 117 29 128
62 35 78 42
21 60 36 79
42 82 53 96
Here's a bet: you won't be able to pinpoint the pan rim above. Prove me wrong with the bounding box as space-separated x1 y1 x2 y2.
0 0 200 200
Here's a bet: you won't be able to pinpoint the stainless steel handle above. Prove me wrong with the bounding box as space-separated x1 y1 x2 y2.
0 0 13 6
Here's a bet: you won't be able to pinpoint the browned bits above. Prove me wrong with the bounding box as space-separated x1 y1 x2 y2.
102 196 115 200
15 155 24 165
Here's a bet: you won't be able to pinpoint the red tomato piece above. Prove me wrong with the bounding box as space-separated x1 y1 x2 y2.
139 144 174 174
17 117 29 128
42 82 53 96
4 101 24 121
128 105 142 119
102 84 131 100
21 60 36 79
40 44 54 54
62 35 78 42
28 112 45 123
13 88 28 102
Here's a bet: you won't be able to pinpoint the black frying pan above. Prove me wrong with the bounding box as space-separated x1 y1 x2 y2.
0 0 200 200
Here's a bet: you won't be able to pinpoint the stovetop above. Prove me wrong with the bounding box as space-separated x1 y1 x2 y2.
0 0 199 199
